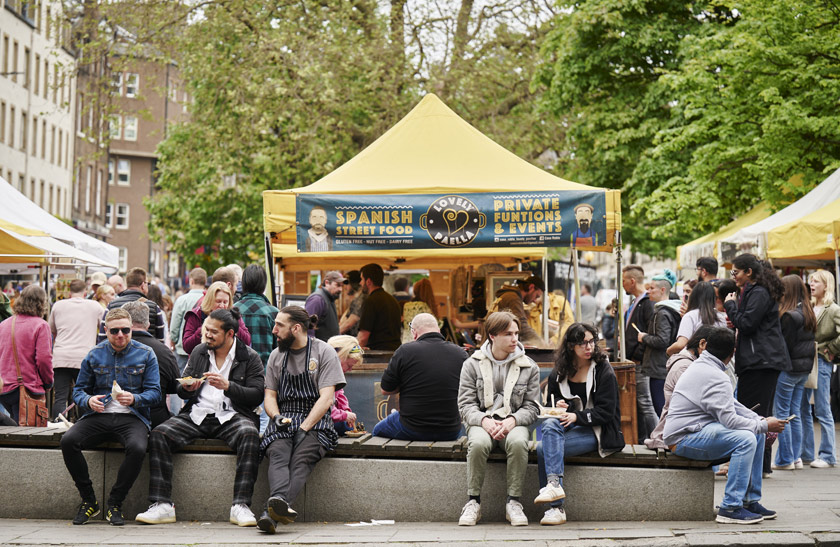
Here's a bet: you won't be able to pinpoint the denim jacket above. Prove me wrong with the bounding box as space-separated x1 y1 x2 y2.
73 339 162 429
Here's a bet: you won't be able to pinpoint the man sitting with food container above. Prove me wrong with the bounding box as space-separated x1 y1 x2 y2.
135 308 265 527
61 307 161 527
256 306 346 534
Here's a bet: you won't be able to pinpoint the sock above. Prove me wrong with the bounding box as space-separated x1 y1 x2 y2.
469 495 480 504
507 495 519 503
547 474 561 487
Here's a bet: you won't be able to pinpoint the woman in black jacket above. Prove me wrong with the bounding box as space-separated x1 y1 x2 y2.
772 275 817 470
724 254 791 474
534 323 624 526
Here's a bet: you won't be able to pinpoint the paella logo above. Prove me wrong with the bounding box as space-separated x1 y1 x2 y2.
419 195 486 247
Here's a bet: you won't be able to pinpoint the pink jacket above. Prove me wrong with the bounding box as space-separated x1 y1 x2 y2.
182 303 251 355
0 315 54 395
331 389 352 423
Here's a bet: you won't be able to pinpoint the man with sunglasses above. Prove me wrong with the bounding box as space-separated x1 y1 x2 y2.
61 308 161 527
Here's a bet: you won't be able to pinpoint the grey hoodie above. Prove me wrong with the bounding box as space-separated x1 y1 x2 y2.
663 350 767 446
457 340 540 427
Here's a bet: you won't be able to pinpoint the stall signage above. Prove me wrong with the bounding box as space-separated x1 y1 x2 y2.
296 191 607 252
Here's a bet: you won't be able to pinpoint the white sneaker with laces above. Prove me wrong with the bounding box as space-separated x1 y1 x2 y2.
458 500 481 526
505 500 528 526
230 503 257 526
136 502 176 524
534 484 566 504
540 507 567 525
810 458 834 468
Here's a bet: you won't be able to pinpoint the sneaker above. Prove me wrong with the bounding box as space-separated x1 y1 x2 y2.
715 506 763 524
73 501 100 525
230 503 257 527
794 458 804 469
810 459 834 468
540 507 567 525
745 502 777 520
771 462 795 470
267 496 297 525
136 502 176 524
534 484 566 504
762 472 771 479
505 500 528 526
257 510 277 534
106 505 124 526
458 500 481 526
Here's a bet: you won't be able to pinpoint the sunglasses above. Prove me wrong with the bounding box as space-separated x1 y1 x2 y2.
108 327 131 335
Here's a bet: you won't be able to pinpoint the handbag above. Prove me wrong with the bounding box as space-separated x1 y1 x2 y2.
804 341 820 390
10 317 49 427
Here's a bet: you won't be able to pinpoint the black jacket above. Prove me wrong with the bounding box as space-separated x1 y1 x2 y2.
625 294 654 363
178 341 265 428
132 330 180 428
724 283 791 374
546 359 625 456
780 306 816 375
641 301 682 379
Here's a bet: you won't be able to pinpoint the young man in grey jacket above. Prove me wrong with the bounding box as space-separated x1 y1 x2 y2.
664 327 786 525
457 311 541 527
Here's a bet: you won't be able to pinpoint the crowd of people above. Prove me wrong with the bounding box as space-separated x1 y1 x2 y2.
0 252 838 530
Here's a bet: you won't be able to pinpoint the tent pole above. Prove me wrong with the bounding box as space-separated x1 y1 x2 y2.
264 235 277 308
542 256 549 342
573 248 582 321
616 231 625 362
835 249 840 303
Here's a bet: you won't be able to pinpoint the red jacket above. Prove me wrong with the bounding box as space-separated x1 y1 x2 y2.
182 303 251 355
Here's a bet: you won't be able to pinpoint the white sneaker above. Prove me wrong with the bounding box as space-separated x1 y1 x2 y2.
534 484 566 504
230 503 257 527
810 459 834 468
794 458 804 469
505 500 528 526
135 502 176 524
771 462 795 470
458 500 481 526
540 507 567 525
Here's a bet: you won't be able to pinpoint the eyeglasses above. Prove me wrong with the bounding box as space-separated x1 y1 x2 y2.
108 327 131 335
730 269 740 277
576 339 596 348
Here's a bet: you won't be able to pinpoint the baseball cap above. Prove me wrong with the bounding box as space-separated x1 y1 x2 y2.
324 271 345 284
90 272 108 286
343 270 362 285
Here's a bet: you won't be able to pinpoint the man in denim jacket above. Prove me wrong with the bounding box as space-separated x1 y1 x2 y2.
61 308 161 527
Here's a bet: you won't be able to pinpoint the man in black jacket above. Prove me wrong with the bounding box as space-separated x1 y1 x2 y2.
622 265 654 364
97 267 167 343
122 301 180 428
372 313 468 441
136 308 265 527
304 270 344 341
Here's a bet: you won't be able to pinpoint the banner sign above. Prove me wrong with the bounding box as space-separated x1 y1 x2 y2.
296 191 607 252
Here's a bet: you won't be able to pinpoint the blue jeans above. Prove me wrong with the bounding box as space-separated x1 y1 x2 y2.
800 356 836 464
673 423 763 511
371 411 461 441
774 371 808 465
536 419 598 508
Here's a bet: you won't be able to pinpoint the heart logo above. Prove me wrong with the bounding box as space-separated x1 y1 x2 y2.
443 208 470 235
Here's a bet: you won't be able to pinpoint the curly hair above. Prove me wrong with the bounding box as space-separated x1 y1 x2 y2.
732 254 783 301
554 322 606 381
13 285 49 318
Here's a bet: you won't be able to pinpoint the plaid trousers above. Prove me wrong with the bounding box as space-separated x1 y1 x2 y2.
148 413 260 506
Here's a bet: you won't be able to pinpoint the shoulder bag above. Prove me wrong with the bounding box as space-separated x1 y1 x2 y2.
804 341 820 390
10 317 50 427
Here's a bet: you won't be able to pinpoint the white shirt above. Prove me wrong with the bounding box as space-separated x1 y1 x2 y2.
190 340 238 425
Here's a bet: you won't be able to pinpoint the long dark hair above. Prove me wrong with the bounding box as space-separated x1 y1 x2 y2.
732 254 783 301
554 322 606 381
779 275 817 332
687 281 717 326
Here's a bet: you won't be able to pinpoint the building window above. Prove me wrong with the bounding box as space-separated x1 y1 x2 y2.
23 47 30 89
95 170 102 215
9 107 15 148
31 116 37 157
48 183 54 214
20 111 27 152
111 72 122 96
118 247 128 272
34 53 40 95
53 64 58 103
109 115 121 140
57 129 62 165
105 202 112 228
74 166 80 209
41 119 46 159
85 166 91 213
40 180 45 208
125 73 139 98
117 159 130 185
12 41 18 83
169 83 177 102
108 159 115 185
115 203 129 230
123 116 137 141
43 59 48 98
29 178 35 200
0 101 5 144
2 35 8 78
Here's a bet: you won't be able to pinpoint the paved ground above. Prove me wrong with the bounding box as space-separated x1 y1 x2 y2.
3 427 839 546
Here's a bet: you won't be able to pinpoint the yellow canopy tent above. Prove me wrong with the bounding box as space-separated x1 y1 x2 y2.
767 197 840 264
677 203 771 270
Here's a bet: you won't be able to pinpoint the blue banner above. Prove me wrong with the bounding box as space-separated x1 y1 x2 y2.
296 191 607 252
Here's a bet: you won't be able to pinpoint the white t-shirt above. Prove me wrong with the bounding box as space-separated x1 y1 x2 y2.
190 340 238 425
677 309 728 340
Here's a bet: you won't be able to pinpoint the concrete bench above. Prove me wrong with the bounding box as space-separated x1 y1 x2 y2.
0 426 714 523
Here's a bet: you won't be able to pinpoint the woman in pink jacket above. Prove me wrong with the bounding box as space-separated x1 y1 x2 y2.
328 335 362 435
0 285 53 423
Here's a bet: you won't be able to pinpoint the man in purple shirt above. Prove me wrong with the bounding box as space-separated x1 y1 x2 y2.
304 271 344 342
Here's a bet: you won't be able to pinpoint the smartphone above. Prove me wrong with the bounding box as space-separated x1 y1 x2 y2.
786 414 797 421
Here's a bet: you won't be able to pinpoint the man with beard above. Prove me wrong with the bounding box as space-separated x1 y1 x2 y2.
696 257 719 283
305 206 333 252
135 308 265 527
304 271 344 341
571 203 596 247
357 263 401 351
257 306 346 534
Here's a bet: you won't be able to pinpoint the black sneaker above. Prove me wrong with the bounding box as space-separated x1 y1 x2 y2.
267 496 297 524
745 501 777 520
73 501 100 525
257 510 277 534
106 505 125 526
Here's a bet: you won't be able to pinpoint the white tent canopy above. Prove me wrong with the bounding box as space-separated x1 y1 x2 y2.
719 168 840 263
0 177 119 269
